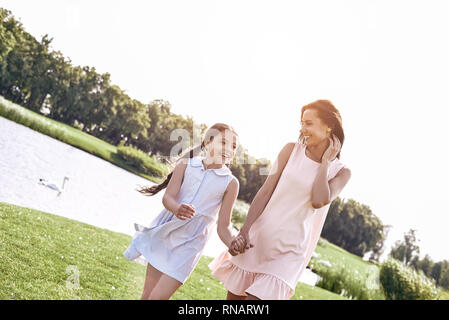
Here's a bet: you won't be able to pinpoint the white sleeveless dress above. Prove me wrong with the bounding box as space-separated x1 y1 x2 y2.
124 156 235 283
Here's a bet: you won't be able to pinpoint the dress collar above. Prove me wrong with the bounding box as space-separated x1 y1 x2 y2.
190 157 232 176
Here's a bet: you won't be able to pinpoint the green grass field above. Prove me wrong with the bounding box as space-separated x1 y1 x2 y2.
0 202 346 300
0 96 166 184
2 97 447 300
309 238 386 300
309 239 449 300
311 238 381 290
312 239 376 275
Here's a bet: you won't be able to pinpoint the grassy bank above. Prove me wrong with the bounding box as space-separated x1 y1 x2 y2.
310 238 385 299
0 202 346 300
309 239 449 300
0 96 167 184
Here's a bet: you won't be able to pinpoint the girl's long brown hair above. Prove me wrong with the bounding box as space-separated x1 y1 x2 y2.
137 123 238 196
299 99 345 159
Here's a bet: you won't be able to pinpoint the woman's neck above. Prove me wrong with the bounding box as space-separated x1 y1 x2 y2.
306 139 330 162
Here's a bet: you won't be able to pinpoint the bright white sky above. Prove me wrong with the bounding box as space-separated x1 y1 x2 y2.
2 0 448 262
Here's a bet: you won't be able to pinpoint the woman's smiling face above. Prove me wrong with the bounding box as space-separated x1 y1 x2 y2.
300 109 330 146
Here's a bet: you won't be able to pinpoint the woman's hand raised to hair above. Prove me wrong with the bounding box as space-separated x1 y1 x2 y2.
322 134 341 164
174 203 196 220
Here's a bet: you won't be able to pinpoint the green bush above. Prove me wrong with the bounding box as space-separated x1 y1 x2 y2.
318 238 329 248
231 200 249 229
315 264 384 300
116 144 167 177
379 258 438 300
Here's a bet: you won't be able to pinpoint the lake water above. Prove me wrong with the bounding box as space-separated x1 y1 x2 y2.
0 116 318 286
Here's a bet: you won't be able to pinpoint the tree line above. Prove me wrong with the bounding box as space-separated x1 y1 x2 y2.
389 229 449 290
321 197 390 262
0 8 268 204
1 8 395 261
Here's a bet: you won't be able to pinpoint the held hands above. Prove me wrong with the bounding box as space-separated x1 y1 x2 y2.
228 235 245 256
322 134 341 163
175 203 196 220
228 231 254 256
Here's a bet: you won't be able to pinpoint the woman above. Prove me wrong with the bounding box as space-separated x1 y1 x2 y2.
208 100 351 300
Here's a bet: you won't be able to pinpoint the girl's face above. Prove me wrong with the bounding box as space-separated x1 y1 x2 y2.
204 130 238 165
300 109 330 146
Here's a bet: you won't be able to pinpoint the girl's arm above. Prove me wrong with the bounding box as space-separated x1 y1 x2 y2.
162 159 196 219
238 142 295 239
216 178 240 250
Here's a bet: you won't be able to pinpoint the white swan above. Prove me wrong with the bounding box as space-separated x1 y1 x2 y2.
38 176 70 196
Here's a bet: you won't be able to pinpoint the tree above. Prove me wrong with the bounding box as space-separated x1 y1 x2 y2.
389 229 420 267
143 99 200 159
0 9 17 66
416 254 435 278
92 85 150 146
440 269 449 289
431 262 443 286
321 198 388 259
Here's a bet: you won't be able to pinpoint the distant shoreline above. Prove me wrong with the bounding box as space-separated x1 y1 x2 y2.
0 96 165 185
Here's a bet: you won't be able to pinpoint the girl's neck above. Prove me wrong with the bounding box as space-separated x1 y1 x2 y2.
202 158 225 170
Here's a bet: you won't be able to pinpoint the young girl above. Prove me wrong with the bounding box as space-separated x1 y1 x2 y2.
123 123 241 300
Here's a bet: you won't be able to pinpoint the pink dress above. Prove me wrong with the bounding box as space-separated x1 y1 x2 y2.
208 142 348 300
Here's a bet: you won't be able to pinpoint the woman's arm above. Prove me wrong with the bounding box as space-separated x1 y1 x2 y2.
216 178 240 251
238 142 295 243
311 136 351 208
311 164 351 209
162 159 196 219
